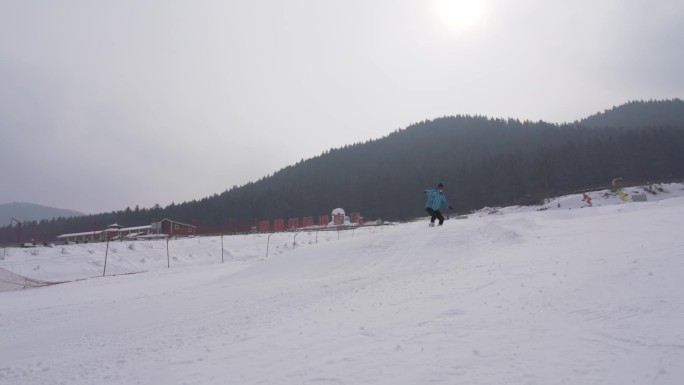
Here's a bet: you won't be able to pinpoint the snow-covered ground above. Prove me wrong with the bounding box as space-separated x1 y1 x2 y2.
1 184 683 385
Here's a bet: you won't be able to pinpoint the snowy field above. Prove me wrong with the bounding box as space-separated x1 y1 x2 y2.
1 184 684 385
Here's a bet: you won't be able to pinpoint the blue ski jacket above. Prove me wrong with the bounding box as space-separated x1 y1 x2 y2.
425 188 449 210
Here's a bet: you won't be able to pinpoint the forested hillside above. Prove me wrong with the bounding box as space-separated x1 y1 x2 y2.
579 99 684 128
2 99 683 243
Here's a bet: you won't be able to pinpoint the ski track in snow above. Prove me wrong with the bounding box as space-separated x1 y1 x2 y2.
1 185 684 385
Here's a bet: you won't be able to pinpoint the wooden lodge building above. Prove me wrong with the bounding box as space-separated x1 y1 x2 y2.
56 219 196 243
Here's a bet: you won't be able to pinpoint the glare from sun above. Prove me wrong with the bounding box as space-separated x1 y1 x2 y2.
432 0 488 32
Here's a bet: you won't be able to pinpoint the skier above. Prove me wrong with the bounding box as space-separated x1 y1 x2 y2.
582 193 592 207
424 183 453 227
618 190 628 202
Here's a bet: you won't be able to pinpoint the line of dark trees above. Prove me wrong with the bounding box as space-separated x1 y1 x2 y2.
2 99 683 244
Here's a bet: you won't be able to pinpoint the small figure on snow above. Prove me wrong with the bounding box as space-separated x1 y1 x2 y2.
582 193 592 207
611 177 622 192
424 183 453 227
618 190 628 202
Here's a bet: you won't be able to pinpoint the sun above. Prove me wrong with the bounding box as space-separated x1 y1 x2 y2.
431 0 488 32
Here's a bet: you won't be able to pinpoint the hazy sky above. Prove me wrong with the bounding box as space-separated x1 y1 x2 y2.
1 0 682 214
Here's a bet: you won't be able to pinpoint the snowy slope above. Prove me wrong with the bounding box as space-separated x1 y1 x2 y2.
1 184 683 385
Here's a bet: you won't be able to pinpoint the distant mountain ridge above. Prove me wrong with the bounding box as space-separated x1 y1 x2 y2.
579 98 684 128
0 202 84 224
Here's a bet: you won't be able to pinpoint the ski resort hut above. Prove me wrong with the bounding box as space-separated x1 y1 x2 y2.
330 208 350 226
103 223 123 240
118 225 153 239
56 230 103 243
153 219 197 237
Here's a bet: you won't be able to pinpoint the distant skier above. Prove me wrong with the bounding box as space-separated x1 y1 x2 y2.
611 177 622 192
618 190 628 202
424 183 453 227
582 193 592 207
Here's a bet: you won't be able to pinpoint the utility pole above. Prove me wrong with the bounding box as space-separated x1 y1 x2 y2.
11 218 22 244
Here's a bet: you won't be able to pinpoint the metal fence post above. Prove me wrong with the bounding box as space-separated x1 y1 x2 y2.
265 232 275 259
103 239 110 277
293 231 300 249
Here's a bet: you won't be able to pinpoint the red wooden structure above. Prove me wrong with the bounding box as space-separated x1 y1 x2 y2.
160 219 196 236
273 219 285 231
350 212 362 224
287 217 299 229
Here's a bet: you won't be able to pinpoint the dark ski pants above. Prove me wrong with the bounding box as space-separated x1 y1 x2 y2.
426 208 445 225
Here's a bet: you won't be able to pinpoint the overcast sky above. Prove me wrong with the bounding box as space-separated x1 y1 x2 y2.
1 0 682 215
